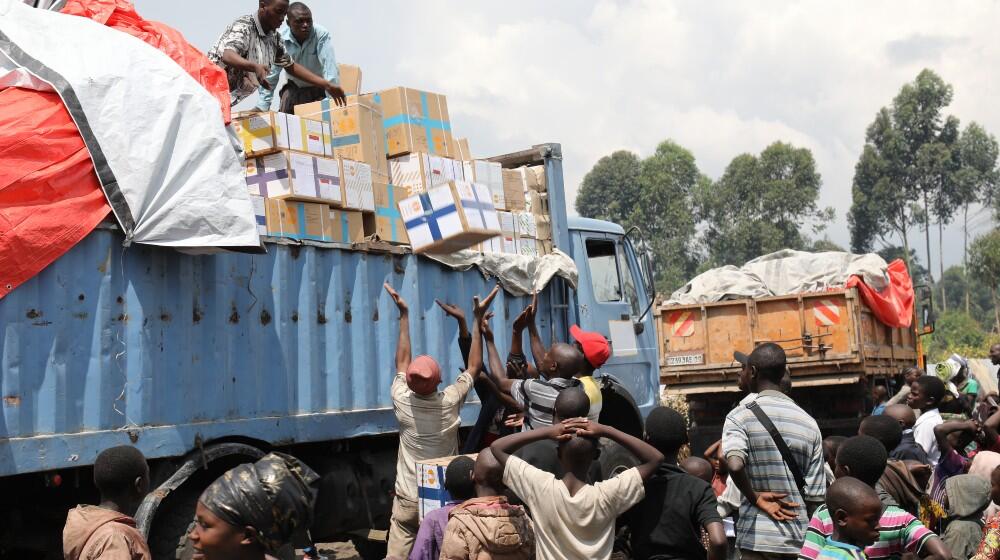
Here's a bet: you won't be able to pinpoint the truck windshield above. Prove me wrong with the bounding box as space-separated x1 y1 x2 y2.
586 239 623 302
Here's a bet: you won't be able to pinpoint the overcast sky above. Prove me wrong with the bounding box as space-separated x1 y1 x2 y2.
136 0 1000 271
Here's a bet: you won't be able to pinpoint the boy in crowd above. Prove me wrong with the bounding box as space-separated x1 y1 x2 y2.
623 406 727 560
681 456 716 485
410 456 476 560
512 387 594 477
569 324 610 422
883 404 930 463
490 416 663 559
799 435 950 560
813 477 882 560
63 445 152 560
440 449 535 560
824 436 848 485
384 283 496 559
930 419 980 500
909 376 947 467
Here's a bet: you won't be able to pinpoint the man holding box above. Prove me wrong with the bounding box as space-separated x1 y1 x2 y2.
256 2 347 113
208 0 344 108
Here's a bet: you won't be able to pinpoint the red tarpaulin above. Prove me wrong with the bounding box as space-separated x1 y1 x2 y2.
0 0 230 299
847 258 914 328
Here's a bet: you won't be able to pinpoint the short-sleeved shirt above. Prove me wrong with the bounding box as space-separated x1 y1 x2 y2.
814 537 866 560
207 12 293 106
798 504 934 560
890 430 929 464
391 370 474 501
723 390 826 555
510 377 580 429
912 408 943 467
503 454 645 560
623 463 722 560
579 375 603 422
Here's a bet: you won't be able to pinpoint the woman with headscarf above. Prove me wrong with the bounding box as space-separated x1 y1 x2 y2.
188 453 319 560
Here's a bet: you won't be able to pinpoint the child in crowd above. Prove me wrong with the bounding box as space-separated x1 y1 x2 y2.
799 435 951 560
883 404 930 463
490 416 663 559
410 456 476 560
872 385 889 416
440 449 535 560
824 436 848 485
971 466 1000 560
814 477 882 560
384 283 496 559
930 419 979 501
63 445 152 560
909 376 947 467
939 474 991 559
623 407 726 560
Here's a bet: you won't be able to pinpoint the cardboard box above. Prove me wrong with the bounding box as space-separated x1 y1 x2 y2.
264 199 330 241
497 211 516 236
480 236 502 254
246 152 343 205
369 87 454 158
513 212 537 239
501 169 526 211
526 191 549 216
398 181 501 254
365 182 409 244
249 194 267 236
327 208 365 243
233 112 287 157
455 137 472 161
295 98 389 182
283 113 331 156
337 63 362 96
463 160 504 210
535 215 552 241
501 233 517 254
417 454 477 520
339 159 375 212
390 153 461 196
523 165 546 192
517 237 540 258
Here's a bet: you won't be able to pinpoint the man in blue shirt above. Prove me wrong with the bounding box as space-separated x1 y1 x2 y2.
256 2 346 113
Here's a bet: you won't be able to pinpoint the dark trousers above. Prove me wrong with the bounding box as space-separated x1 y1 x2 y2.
278 81 326 114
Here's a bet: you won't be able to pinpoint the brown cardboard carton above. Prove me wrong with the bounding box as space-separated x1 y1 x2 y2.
264 199 331 241
233 112 287 157
455 137 472 160
295 98 389 181
365 182 409 244
371 87 454 158
338 159 375 212
501 169 526 211
535 215 552 241
463 160 504 209
337 64 362 96
523 165 546 192
526 191 549 216
326 208 365 243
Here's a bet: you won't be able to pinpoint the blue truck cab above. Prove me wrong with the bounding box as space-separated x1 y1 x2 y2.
0 143 660 558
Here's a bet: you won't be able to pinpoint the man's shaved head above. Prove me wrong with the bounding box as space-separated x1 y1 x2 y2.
558 434 598 466
473 448 504 492
544 342 586 380
680 457 714 483
554 387 590 422
884 403 917 429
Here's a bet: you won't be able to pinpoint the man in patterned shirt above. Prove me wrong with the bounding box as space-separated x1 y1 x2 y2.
208 0 342 107
724 343 827 559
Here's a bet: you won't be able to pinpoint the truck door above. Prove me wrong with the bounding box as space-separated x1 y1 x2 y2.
573 230 660 416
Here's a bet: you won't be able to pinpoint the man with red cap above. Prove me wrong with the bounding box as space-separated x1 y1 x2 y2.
570 324 610 422
383 282 498 559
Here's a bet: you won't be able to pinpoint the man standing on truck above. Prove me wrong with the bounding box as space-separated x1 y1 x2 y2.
383 282 497 559
255 2 347 113
208 0 343 107
724 343 826 560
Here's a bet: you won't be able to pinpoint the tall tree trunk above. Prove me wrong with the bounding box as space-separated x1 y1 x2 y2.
923 192 934 286
938 221 947 312
964 204 970 314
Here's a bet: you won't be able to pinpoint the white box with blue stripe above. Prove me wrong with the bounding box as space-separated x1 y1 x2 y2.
417 454 477 520
398 181 500 254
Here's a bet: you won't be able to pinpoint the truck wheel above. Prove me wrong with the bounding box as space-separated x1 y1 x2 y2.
598 438 640 480
350 536 388 560
146 481 199 560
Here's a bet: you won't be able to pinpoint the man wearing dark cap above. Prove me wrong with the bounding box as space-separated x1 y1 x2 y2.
382 283 496 559
724 343 826 560
570 324 610 422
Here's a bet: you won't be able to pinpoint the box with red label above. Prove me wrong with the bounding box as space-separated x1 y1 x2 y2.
245 152 342 206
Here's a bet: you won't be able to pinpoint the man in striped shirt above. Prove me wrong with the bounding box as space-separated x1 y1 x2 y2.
799 435 950 560
724 343 827 559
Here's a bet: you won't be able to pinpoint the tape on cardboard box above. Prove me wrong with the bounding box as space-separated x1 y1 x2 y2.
283 113 330 156
339 159 375 212
372 87 454 158
247 152 343 206
390 153 458 196
327 208 365 243
366 182 409 243
398 181 499 254
337 63 362 96
249 194 267 236
295 98 389 180
455 137 472 161
245 152 291 198
234 112 284 157
264 199 330 241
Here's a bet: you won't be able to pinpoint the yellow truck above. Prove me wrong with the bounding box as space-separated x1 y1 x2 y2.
659 287 922 450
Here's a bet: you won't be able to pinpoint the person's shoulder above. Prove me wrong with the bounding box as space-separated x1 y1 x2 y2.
311 23 331 38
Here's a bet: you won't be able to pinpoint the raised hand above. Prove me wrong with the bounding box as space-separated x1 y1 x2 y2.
384 282 407 314
435 300 466 322
480 312 495 341
473 284 501 319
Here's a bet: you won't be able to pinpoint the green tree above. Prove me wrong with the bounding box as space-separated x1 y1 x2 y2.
575 150 642 226
807 236 845 252
926 310 987 360
968 229 1000 333
696 141 833 266
956 123 1000 311
877 245 929 285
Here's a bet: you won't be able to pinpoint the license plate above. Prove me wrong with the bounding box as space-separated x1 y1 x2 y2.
666 353 704 366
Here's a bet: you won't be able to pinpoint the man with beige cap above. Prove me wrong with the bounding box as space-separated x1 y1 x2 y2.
382 282 498 559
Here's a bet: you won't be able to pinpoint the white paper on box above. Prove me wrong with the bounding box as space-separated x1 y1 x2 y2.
238 113 281 154
464 160 504 209
245 152 291 197
398 185 463 250
481 236 501 254
283 114 329 156
342 160 374 211
517 238 539 258
287 152 341 203
455 182 500 231
249 194 267 235
514 212 537 238
497 211 516 234
501 234 517 254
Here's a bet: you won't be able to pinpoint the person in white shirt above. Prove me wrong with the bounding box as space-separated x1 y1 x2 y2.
490 416 663 560
908 375 947 467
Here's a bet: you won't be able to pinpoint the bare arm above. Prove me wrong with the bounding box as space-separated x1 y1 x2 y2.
934 420 976 456
285 62 345 104
384 283 410 373
919 535 951 560
466 286 500 379
574 420 663 480
983 406 1000 443
491 424 569 467
525 293 546 370
221 49 272 90
481 315 521 410
727 455 799 521
705 522 727 560
510 305 539 379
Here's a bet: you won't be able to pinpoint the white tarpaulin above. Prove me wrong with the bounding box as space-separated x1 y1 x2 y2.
668 249 890 305
0 0 261 249
425 249 579 296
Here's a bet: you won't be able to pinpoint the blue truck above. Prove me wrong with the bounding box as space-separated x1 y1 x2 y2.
0 144 661 558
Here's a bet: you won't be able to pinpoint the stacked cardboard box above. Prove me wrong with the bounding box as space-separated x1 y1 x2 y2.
398 181 501 254
294 97 389 183
367 87 455 158
391 153 466 196
337 63 362 96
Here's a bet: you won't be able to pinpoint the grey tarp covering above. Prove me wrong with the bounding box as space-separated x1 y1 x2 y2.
425 248 579 296
668 249 890 305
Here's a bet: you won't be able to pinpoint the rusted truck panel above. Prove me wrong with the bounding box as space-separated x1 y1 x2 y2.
659 288 917 392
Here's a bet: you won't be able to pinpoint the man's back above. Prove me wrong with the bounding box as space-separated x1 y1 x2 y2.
723 390 826 555
624 463 722 560
63 505 151 560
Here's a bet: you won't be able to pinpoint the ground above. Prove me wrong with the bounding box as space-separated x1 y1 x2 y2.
315 542 360 559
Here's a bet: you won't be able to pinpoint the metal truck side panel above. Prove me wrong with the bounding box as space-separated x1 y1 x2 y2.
0 231 566 476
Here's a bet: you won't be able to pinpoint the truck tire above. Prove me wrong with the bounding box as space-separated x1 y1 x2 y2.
598 438 640 480
350 536 388 560
146 481 198 560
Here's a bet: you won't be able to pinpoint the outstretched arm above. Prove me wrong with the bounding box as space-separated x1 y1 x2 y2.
285 63 346 106
491 423 571 467
572 420 663 480
385 283 410 373
467 286 500 378
511 304 539 379
525 293 547 370
480 314 522 410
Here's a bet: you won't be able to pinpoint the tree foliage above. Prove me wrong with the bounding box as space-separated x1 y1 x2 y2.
926 310 987 361
576 151 642 226
968 229 1000 332
696 142 833 266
